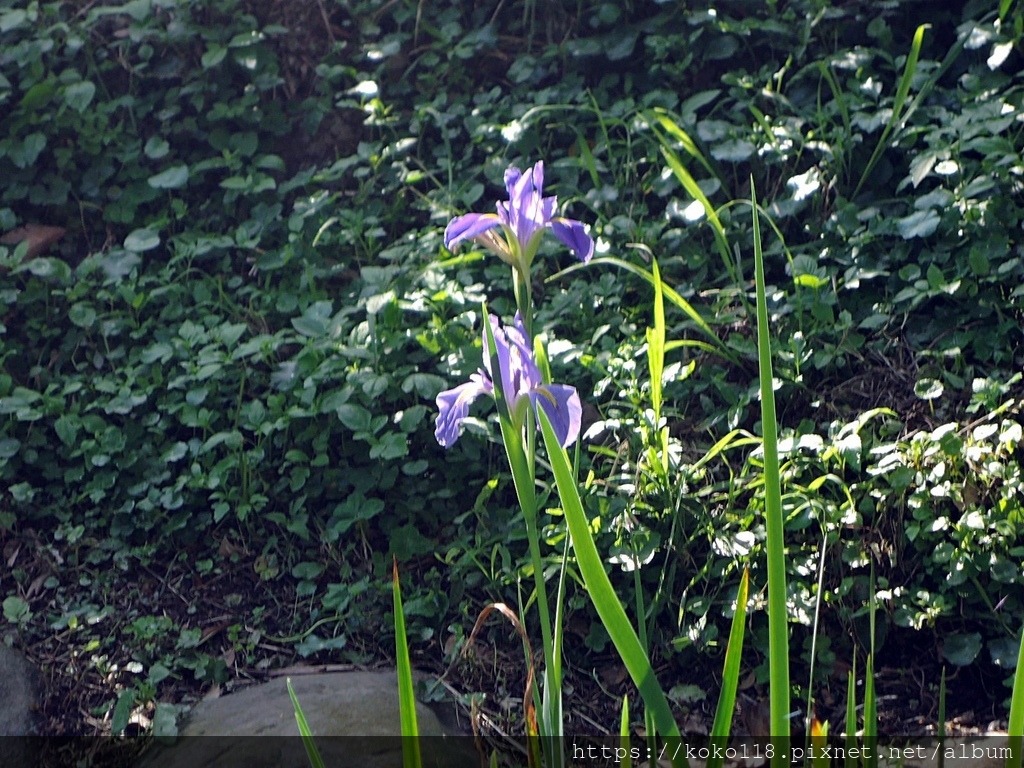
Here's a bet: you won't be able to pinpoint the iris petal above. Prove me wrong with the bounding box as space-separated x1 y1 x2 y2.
444 213 502 251
507 165 547 248
434 374 491 448
487 315 519 408
550 218 594 262
504 166 523 195
506 313 543 388
530 384 582 448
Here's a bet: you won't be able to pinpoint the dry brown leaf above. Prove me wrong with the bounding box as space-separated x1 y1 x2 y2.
464 601 538 754
597 663 629 688
217 535 243 559
1 224 66 261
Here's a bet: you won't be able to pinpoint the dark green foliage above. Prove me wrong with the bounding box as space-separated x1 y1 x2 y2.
1 0 1022 732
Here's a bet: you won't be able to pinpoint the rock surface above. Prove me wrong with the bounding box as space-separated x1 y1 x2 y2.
0 644 43 768
137 670 476 768
0 644 42 737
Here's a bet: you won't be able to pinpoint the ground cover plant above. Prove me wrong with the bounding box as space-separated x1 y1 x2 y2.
1 0 1023 763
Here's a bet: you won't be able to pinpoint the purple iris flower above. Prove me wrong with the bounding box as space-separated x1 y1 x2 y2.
435 314 582 450
444 162 594 274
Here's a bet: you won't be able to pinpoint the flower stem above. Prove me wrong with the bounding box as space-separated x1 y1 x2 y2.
514 267 534 340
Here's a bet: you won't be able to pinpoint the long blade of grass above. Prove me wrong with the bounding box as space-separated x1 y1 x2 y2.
748 105 779 151
647 258 669 477
663 339 732 357
817 61 851 138
575 132 602 190
690 429 760 472
585 92 614 170
893 23 970 143
660 146 739 285
648 257 665 427
543 535 570 761
538 408 688 768
648 109 718 178
864 654 877 768
707 568 750 768
864 564 878 768
845 656 857 768
938 666 946 768
751 182 789 762
805 528 830 746
688 430 761 473
1007 625 1024 768
287 678 327 768
555 256 733 360
853 24 929 197
393 558 423 768
621 695 633 768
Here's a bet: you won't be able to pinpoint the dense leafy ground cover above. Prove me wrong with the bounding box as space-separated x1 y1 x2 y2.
1 0 1022 755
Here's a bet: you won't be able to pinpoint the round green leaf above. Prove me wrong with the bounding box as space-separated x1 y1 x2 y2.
11 132 46 168
0 8 29 32
942 633 982 666
148 663 173 685
914 378 943 400
401 459 428 476
99 250 141 280
369 431 408 460
401 373 447 399
124 228 160 252
291 562 325 580
68 302 97 328
148 164 190 189
0 437 20 459
54 415 80 447
15 257 71 280
144 136 170 159
711 139 755 162
290 315 326 337
2 595 31 623
201 45 227 68
19 82 54 110
63 81 96 112
897 209 940 239
336 404 371 432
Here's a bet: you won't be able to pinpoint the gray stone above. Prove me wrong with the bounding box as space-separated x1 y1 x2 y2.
0 644 43 768
137 670 477 768
0 644 42 736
